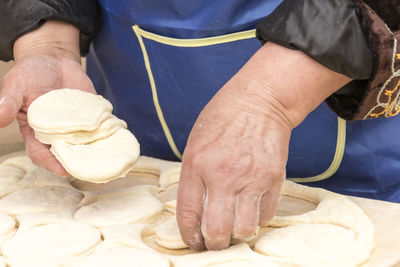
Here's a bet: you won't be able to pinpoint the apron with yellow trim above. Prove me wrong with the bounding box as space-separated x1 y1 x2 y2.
86 0 400 202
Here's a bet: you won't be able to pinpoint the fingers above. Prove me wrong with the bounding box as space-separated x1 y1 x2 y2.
232 190 261 240
259 185 282 226
201 189 235 250
18 114 68 177
176 170 205 251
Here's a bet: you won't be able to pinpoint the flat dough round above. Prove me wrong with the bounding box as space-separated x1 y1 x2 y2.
74 192 163 227
51 129 140 182
155 217 187 249
2 222 101 259
1 155 38 173
16 168 73 188
0 212 16 236
35 115 127 145
0 164 25 186
172 243 277 267
65 246 170 267
0 186 83 215
255 224 355 266
27 89 112 133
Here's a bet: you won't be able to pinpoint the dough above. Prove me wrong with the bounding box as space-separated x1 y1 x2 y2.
2 222 101 259
0 164 25 190
255 224 356 266
64 246 170 267
0 186 83 215
16 208 75 230
172 243 277 267
27 89 113 133
50 129 140 182
155 217 188 249
74 190 163 227
35 115 127 145
0 212 16 237
2 155 38 173
255 180 375 267
16 167 73 188
99 223 153 251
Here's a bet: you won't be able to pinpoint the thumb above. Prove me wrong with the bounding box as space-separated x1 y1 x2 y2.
0 76 23 127
0 94 22 128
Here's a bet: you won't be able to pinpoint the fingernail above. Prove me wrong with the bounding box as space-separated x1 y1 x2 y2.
0 97 5 105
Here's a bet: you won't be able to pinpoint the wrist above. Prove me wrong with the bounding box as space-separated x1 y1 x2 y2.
226 42 352 129
13 20 80 63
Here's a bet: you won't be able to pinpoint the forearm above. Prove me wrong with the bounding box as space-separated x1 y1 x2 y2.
14 21 80 62
223 42 352 129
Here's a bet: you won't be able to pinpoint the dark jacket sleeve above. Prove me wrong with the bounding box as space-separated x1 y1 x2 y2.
256 0 400 121
0 0 101 62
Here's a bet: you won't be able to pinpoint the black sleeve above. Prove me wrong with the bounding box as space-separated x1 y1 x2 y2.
0 0 101 61
256 0 400 121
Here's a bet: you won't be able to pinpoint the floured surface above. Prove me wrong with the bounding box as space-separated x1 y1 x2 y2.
0 153 396 266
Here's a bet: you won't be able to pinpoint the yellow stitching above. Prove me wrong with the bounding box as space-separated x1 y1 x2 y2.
396 54 400 60
288 118 346 183
134 26 256 47
132 25 346 181
132 25 183 159
369 79 400 118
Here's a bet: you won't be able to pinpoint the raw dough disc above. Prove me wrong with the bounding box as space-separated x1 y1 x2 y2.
35 115 127 145
27 89 113 133
99 224 153 251
0 186 83 215
2 222 101 259
254 224 355 266
0 212 16 236
65 246 170 267
0 164 25 187
1 155 38 173
172 243 277 267
155 217 187 249
16 167 73 188
74 192 163 227
50 128 140 182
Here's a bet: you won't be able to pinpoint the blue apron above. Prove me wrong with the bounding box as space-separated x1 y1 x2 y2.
86 0 400 202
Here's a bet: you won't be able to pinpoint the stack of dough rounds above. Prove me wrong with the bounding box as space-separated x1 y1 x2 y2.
27 89 140 183
0 153 375 266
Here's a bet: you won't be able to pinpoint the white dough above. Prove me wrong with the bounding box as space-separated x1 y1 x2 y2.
74 191 163 227
0 212 16 237
2 155 38 173
35 115 127 145
172 243 277 267
255 224 356 266
27 89 113 133
155 217 188 249
256 180 375 267
0 165 25 192
2 222 101 259
0 186 83 215
64 246 170 267
51 128 140 182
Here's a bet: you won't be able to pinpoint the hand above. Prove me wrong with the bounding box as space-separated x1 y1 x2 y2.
0 21 95 176
177 42 352 250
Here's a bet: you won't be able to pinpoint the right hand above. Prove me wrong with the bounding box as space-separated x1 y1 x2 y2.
0 21 95 176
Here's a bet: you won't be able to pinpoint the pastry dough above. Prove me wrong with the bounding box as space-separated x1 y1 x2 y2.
2 222 101 259
27 89 113 133
0 186 83 215
74 189 163 227
2 155 38 173
172 243 277 267
51 129 140 183
35 115 127 145
64 245 170 267
255 180 375 266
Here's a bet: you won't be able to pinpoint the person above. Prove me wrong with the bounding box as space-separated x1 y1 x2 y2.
0 0 399 250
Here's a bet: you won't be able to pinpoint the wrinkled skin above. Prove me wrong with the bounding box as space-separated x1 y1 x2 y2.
0 21 352 251
0 55 95 175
